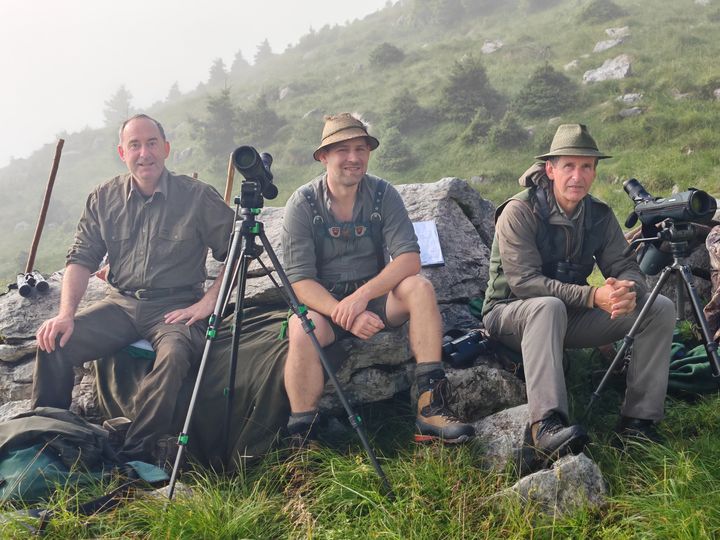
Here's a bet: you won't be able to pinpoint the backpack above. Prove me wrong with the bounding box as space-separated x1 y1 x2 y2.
0 407 166 503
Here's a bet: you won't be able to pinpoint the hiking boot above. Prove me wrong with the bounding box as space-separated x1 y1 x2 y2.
284 417 321 452
614 416 664 446
531 413 589 467
415 377 475 444
103 417 132 449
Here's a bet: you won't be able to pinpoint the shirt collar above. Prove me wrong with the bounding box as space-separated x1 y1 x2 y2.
126 169 169 202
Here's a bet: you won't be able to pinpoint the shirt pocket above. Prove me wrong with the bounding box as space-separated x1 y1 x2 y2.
105 230 133 267
156 225 198 261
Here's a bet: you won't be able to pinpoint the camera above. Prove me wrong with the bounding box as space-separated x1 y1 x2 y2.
232 146 278 201
441 329 492 369
623 178 716 228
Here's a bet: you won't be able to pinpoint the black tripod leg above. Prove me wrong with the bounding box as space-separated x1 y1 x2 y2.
166 220 244 501
677 265 720 378
257 229 395 498
222 252 253 459
584 265 675 419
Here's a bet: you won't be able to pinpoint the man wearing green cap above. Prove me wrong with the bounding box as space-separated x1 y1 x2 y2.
483 123 675 467
281 113 474 446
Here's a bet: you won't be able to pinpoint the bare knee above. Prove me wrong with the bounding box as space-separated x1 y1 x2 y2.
288 311 335 349
394 274 437 304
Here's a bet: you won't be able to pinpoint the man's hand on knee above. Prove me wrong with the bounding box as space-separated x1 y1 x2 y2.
37 316 75 352
349 311 385 340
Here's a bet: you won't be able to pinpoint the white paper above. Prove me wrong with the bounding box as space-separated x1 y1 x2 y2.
413 220 445 267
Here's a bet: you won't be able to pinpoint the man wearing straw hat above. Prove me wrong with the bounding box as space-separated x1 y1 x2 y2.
482 123 675 466
281 113 474 446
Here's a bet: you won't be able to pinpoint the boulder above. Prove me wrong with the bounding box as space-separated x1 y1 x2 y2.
503 453 607 516
583 54 632 83
0 178 506 420
593 39 623 53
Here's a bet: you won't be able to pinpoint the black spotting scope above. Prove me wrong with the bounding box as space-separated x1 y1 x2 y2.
232 145 278 200
623 178 717 228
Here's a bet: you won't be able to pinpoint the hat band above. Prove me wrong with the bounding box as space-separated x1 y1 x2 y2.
321 125 368 144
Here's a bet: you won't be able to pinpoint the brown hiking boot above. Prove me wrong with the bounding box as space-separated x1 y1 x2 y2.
415 377 475 443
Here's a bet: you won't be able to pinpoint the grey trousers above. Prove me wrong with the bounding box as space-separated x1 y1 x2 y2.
31 290 206 461
483 293 676 425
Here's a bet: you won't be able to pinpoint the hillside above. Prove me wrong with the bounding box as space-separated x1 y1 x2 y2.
2 0 720 284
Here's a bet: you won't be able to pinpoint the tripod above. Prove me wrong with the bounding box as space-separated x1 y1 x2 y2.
167 180 393 500
586 220 720 415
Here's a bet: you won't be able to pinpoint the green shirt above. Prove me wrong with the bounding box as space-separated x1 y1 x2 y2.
66 169 234 290
282 173 419 285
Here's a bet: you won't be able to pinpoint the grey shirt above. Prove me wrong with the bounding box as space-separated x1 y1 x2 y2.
282 173 419 285
67 169 234 290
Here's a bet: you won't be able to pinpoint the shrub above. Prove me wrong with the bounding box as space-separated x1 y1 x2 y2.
488 112 529 149
375 127 416 171
384 89 433 133
440 55 506 123
513 64 580 118
579 0 627 24
460 107 493 144
369 43 405 67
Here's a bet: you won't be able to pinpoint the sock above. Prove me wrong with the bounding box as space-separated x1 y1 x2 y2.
415 361 445 394
287 409 319 431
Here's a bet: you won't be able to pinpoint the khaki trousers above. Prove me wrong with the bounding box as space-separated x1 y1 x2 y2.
483 293 676 424
31 290 206 461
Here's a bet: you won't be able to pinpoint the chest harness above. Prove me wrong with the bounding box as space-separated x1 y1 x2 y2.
300 180 388 285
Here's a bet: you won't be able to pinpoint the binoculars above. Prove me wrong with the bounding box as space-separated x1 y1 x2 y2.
16 271 49 297
441 329 492 369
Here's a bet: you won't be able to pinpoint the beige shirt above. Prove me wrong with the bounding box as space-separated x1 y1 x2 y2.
67 170 234 290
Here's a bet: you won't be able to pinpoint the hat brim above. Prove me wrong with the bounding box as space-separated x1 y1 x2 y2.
313 129 380 161
535 149 612 160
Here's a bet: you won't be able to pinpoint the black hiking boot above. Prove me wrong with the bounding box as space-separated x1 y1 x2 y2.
530 413 589 468
614 416 664 447
415 377 475 444
284 414 321 452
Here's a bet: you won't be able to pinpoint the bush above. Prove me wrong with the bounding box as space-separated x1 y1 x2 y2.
383 89 433 133
512 64 580 118
440 55 506 123
375 127 416 171
579 0 627 24
369 43 405 67
488 112 529 149
460 107 493 144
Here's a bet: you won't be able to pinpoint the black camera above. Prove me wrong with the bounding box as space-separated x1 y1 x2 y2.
232 146 278 201
441 329 492 369
623 178 716 228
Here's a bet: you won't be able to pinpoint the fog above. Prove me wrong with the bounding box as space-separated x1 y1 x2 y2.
0 0 389 168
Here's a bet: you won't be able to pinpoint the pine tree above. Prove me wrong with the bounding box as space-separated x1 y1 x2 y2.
103 85 134 127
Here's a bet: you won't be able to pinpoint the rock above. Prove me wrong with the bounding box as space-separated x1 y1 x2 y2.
605 26 630 39
583 54 632 83
481 40 503 54
0 399 31 422
0 179 498 420
695 0 710 5
618 93 642 104
278 86 292 100
713 88 720 100
593 39 623 53
473 404 529 470
619 107 643 118
446 365 525 422
564 60 579 71
504 453 607 516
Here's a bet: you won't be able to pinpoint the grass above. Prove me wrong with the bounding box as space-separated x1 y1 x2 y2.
5 368 720 538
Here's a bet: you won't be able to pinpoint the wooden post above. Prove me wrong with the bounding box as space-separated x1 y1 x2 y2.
223 152 235 204
192 172 198 179
25 139 64 274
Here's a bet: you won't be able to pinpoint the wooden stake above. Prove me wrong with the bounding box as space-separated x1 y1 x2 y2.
223 151 235 204
25 139 64 274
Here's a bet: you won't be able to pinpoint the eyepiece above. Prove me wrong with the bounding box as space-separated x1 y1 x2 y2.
623 178 654 204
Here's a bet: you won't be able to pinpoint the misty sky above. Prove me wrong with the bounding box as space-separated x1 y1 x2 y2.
0 0 390 168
